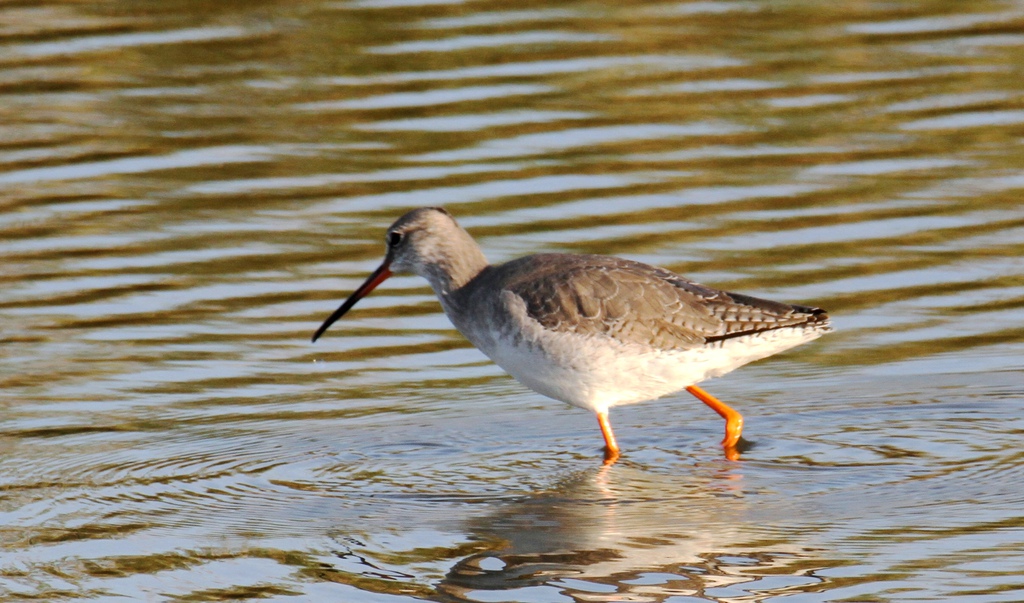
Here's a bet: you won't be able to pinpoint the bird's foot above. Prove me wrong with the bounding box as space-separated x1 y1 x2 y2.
722 436 752 461
602 446 620 466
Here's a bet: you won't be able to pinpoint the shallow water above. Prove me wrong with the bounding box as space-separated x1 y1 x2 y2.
2 0 1024 600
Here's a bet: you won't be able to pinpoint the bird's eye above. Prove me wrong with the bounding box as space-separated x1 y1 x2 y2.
387 231 403 247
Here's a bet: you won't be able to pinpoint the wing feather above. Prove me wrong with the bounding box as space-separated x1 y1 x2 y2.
500 254 828 352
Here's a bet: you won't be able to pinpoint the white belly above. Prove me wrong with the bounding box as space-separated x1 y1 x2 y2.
483 329 821 413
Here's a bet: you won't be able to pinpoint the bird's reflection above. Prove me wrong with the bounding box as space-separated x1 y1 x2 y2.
436 461 830 602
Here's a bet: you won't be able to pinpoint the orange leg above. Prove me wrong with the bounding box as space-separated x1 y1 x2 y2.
686 385 743 460
596 410 620 464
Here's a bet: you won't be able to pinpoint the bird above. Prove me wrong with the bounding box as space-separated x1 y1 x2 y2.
312 207 831 463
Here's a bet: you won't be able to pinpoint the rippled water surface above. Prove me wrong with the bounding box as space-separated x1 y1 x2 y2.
3 0 1024 600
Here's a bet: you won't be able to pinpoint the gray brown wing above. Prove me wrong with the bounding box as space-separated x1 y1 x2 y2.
502 254 828 352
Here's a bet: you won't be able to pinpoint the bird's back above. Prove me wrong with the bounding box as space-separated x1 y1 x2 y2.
479 253 829 352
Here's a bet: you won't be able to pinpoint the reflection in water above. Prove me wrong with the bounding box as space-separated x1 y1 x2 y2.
318 386 1024 601
3 0 1024 600
438 464 829 602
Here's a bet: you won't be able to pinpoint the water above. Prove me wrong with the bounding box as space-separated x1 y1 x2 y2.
2 0 1023 600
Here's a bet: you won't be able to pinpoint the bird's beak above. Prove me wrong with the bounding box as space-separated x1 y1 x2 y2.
312 259 393 342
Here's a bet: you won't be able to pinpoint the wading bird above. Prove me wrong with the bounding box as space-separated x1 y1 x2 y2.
313 207 831 463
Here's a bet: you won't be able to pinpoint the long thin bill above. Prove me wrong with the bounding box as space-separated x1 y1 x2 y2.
312 261 392 342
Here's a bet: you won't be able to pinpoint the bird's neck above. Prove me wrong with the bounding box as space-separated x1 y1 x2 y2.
424 241 489 298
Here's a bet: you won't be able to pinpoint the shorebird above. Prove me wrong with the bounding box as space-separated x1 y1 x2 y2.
313 207 831 463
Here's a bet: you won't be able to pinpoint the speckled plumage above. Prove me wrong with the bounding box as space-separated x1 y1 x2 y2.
491 253 829 351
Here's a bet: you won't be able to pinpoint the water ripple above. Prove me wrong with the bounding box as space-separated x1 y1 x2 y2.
6 26 252 58
2 0 1023 600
